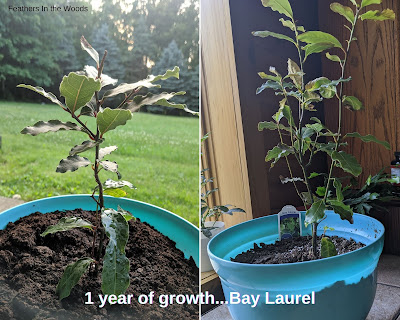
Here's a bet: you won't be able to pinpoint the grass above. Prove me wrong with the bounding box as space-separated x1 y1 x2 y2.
0 101 199 225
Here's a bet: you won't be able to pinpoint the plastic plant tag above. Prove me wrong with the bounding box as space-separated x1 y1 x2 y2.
278 205 302 240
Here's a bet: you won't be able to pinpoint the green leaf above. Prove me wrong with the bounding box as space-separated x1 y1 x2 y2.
101 208 130 295
279 18 295 31
305 200 326 226
252 30 296 45
80 36 99 67
41 217 93 236
316 186 326 197
21 120 82 136
258 72 280 81
99 146 118 160
344 132 390 149
97 108 132 136
320 237 337 258
349 0 359 7
327 200 354 223
287 59 302 88
360 9 395 21
17 85 64 109
330 3 355 23
104 188 127 197
282 105 295 126
343 95 364 110
326 52 342 63
69 140 103 156
261 0 293 18
60 72 101 114
265 144 294 167
297 26 306 32
100 160 121 179
56 257 94 300
148 66 180 83
298 31 343 48
258 121 290 132
117 205 135 222
104 179 135 189
303 43 337 61
56 155 91 173
309 172 321 179
360 0 381 9
333 179 344 201
331 151 362 177
256 80 283 94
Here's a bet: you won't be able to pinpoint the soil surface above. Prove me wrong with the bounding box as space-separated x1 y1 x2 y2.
0 209 199 320
232 236 365 264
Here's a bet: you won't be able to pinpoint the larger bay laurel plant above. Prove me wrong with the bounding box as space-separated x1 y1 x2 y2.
255 0 395 257
18 36 197 299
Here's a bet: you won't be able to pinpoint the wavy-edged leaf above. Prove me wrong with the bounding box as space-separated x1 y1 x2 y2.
56 257 94 300
100 160 121 179
305 199 326 226
360 0 381 8
60 72 101 114
80 36 99 67
17 85 64 108
117 205 135 222
257 80 287 94
331 151 362 177
344 132 390 149
327 200 353 223
41 217 93 236
265 144 294 167
279 18 295 31
148 66 180 83
303 43 336 61
360 9 395 21
69 139 104 156
84 65 117 88
104 188 127 197
333 178 344 201
252 30 296 45
101 208 130 295
343 95 364 110
298 31 343 48
330 3 355 23
258 121 290 132
326 52 342 63
320 237 337 258
56 155 91 173
99 146 118 160
97 108 132 136
261 0 293 18
21 120 82 136
287 59 302 88
258 72 280 81
104 179 135 189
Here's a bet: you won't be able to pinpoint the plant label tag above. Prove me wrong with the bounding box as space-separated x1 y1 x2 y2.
278 205 302 241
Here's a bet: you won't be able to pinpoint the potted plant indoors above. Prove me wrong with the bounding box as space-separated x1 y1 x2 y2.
201 133 245 272
208 0 395 319
0 36 199 320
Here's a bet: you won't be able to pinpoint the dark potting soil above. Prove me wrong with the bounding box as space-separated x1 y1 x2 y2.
232 236 365 264
0 209 199 320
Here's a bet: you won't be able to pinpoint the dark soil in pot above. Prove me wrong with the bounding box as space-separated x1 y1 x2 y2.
0 209 199 320
232 236 365 264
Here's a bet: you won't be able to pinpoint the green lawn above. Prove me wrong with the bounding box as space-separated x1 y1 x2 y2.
0 101 199 225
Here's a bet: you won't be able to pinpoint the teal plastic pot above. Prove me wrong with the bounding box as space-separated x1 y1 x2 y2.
208 211 384 320
0 195 199 266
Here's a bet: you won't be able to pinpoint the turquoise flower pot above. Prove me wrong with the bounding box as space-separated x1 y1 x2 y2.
0 195 199 266
208 211 384 320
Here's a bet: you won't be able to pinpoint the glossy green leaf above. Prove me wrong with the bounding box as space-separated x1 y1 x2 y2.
56 257 94 300
316 186 326 197
360 9 395 21
343 95 364 110
60 72 101 114
305 200 326 226
344 132 390 149
326 52 342 63
298 31 343 48
99 146 118 160
21 120 82 136
261 0 293 18
80 36 99 67
331 151 362 177
330 3 355 23
256 80 283 94
56 155 91 173
252 30 296 45
265 144 294 167
303 43 336 61
320 237 337 258
117 205 135 222
97 108 132 136
101 208 130 295
69 139 103 156
104 188 127 197
41 217 93 236
17 85 64 109
327 200 354 223
258 72 280 81
282 105 295 126
360 0 381 8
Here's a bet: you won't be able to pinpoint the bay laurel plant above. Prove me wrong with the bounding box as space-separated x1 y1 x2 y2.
255 0 395 257
18 36 197 300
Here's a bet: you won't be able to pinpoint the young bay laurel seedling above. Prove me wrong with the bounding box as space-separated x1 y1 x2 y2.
255 0 394 257
19 36 197 299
